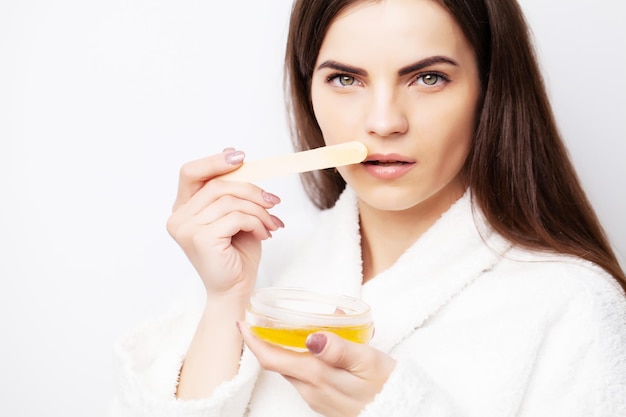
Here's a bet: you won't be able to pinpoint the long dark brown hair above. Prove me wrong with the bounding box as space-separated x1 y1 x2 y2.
284 0 626 292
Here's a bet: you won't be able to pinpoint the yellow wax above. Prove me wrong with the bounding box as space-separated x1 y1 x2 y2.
250 324 373 351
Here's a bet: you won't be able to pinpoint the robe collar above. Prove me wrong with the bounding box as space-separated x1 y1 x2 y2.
272 186 511 353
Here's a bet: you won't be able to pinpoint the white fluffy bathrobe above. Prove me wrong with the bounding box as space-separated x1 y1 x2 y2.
110 188 626 417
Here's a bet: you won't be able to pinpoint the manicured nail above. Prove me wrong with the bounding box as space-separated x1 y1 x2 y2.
262 191 281 205
271 215 285 228
225 150 245 165
306 333 327 354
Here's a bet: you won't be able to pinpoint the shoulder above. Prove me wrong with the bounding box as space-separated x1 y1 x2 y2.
496 247 623 296
438 247 626 377
440 239 626 333
477 247 626 328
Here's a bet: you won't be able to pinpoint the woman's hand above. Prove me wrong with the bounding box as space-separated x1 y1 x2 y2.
171 149 284 399
166 148 284 299
239 323 397 417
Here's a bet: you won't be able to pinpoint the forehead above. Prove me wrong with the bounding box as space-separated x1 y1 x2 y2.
317 0 473 67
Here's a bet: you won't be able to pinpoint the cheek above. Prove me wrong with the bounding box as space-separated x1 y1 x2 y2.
417 96 476 168
311 87 332 142
312 88 361 146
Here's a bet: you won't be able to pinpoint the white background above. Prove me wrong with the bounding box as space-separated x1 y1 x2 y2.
0 1 624 415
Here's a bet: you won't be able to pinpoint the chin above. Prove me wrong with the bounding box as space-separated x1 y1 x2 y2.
354 186 427 212
350 179 466 215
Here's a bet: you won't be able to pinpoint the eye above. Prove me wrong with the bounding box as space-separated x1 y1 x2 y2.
415 72 449 87
329 74 359 87
422 74 439 85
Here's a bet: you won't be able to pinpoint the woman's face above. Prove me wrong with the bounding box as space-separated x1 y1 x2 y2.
311 0 481 213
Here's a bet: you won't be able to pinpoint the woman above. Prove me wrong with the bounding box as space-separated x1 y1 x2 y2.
110 0 626 416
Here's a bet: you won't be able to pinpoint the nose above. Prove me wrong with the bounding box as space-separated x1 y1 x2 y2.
364 88 408 138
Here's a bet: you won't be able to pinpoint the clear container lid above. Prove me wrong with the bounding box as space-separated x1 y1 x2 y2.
246 287 372 328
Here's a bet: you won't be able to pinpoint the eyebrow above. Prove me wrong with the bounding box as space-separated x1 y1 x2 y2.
316 60 368 76
398 56 459 76
316 56 459 77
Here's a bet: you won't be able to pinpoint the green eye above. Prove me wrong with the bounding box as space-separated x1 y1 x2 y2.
339 75 356 86
422 74 439 86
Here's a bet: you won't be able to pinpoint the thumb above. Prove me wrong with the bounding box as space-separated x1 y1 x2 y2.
306 331 363 371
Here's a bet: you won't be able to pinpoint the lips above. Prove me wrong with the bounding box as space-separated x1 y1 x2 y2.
361 153 416 180
365 160 412 166
363 153 416 165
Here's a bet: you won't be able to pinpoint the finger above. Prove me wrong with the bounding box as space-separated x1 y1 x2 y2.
168 195 283 244
211 211 275 240
172 211 272 252
241 324 371 417
180 180 281 217
306 332 371 373
194 196 283 231
173 149 245 208
168 180 283 238
238 322 314 380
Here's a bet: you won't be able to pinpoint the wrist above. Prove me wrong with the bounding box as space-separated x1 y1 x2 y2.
203 291 250 321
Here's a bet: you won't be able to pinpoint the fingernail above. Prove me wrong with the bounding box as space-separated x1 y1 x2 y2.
271 215 285 228
306 333 327 354
262 191 281 205
225 150 245 165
